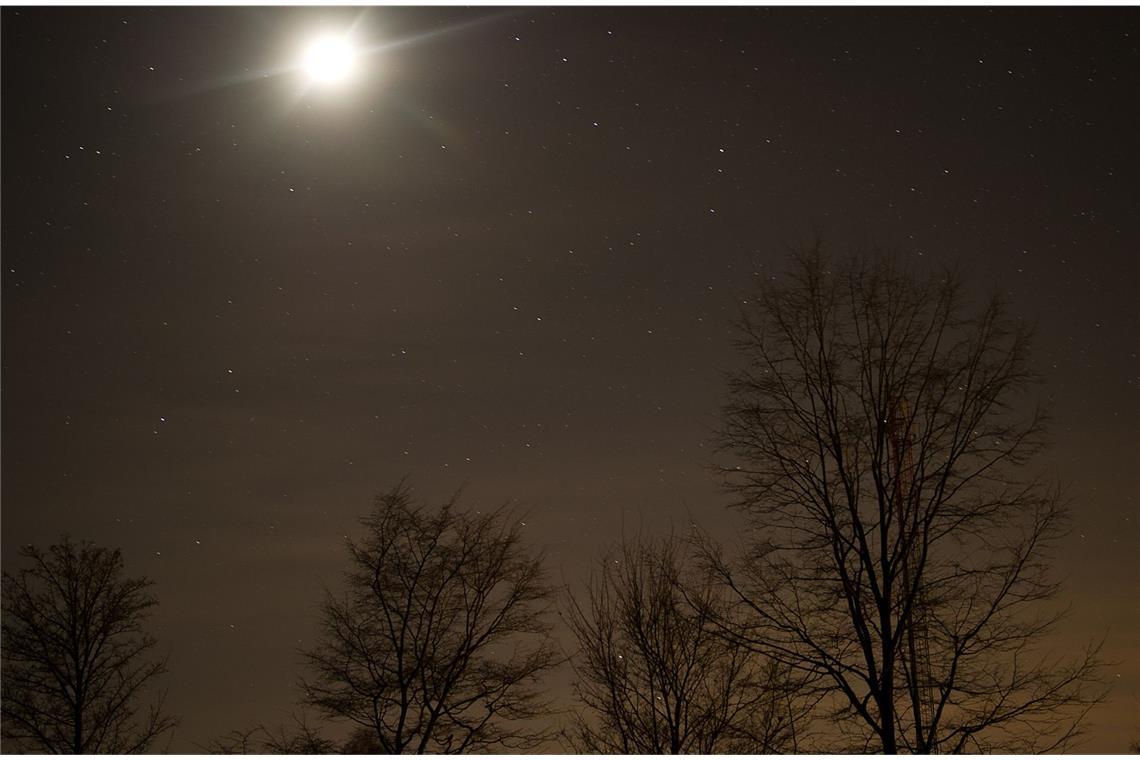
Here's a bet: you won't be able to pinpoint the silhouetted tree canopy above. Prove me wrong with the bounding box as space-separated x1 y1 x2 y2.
300 483 558 753
704 247 1106 752
564 531 810 753
1 537 177 754
341 726 384 754
203 714 336 755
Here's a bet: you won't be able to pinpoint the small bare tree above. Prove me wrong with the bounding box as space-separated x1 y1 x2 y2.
203 713 336 754
706 247 1105 753
564 531 808 753
300 483 557 753
1 537 178 753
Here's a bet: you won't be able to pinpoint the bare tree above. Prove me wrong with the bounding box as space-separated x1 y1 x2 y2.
202 727 262 756
704 247 1106 753
203 713 337 754
1 537 178 753
340 726 384 754
563 531 809 753
300 483 558 753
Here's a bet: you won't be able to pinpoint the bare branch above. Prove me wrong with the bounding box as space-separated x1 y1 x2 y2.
711 248 1108 753
563 529 814 753
2 537 179 754
298 482 557 753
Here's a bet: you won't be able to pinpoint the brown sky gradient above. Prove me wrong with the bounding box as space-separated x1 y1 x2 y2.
2 6 1137 751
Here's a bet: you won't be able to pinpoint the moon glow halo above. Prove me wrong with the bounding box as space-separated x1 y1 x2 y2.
302 36 356 84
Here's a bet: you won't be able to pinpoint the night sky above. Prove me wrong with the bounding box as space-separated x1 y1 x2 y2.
2 6 1137 751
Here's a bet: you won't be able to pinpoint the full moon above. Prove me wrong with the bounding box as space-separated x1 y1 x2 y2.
302 36 356 84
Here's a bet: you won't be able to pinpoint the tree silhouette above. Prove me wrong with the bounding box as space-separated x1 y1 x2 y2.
340 726 384 754
703 247 1106 753
203 714 336 754
1 537 178 753
563 531 809 753
300 483 558 753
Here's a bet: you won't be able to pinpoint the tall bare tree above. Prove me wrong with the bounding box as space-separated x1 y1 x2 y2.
564 531 808 753
300 483 558 753
1 537 178 753
704 247 1105 753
